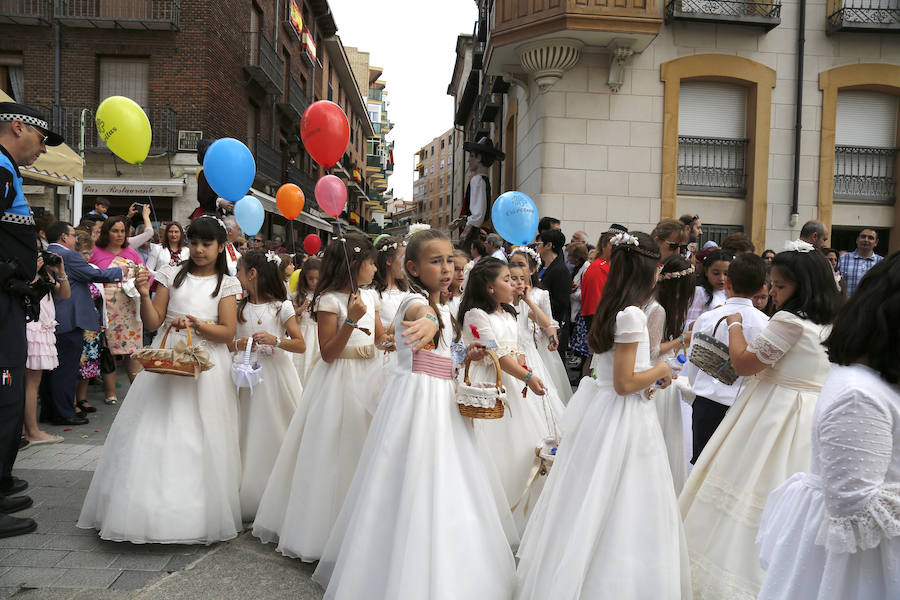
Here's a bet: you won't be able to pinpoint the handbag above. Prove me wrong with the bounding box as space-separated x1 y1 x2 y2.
133 324 213 378
98 332 116 374
231 338 264 393
689 315 739 385
455 349 505 419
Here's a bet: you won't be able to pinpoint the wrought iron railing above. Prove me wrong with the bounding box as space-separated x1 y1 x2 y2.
827 0 900 30
287 78 309 119
44 104 176 154
285 162 316 198
243 32 284 95
677 136 749 195
833 145 897 203
54 0 180 29
254 137 282 185
0 0 51 23
665 0 781 22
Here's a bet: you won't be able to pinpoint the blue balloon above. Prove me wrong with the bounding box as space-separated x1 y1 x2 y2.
491 191 539 246
234 195 265 236
203 138 256 202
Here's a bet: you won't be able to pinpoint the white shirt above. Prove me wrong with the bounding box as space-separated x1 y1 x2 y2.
490 248 507 262
682 297 769 407
466 174 487 229
686 286 728 330
224 242 241 277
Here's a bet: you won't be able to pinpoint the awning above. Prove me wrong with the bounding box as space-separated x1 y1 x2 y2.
0 90 83 185
249 188 333 231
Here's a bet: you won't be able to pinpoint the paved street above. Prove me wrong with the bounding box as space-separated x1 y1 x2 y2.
1 375 323 599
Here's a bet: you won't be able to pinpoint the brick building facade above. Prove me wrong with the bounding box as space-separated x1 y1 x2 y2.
413 128 455 230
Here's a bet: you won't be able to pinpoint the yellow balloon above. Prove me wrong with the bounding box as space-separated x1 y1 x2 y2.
95 96 151 165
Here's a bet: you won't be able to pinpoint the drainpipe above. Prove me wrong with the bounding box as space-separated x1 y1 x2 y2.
271 0 280 147
790 0 807 229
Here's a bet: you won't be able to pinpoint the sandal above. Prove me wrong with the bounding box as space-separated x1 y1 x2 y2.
77 400 97 414
104 397 118 405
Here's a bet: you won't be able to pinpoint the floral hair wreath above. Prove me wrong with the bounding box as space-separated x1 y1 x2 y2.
610 232 661 259
378 241 399 253
265 250 282 265
657 265 694 281
511 245 542 269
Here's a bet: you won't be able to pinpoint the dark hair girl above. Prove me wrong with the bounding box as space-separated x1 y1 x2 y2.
311 233 376 321
770 249 842 325
172 216 229 297
656 254 696 341
454 257 517 342
236 250 288 323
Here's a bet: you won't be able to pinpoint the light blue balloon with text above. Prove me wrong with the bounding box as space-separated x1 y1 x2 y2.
491 191 539 246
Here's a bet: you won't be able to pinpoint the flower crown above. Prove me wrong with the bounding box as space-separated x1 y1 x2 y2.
512 246 542 269
378 241 399 253
658 265 694 281
265 251 282 265
610 232 661 259
784 239 814 253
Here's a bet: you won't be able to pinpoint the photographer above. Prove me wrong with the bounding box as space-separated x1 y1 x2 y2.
0 102 65 539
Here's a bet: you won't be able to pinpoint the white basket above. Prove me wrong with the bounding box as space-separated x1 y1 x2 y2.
231 339 264 393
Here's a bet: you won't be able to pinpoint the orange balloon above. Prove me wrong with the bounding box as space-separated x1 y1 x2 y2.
276 183 305 220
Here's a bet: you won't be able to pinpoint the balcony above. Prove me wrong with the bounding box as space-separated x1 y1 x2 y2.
827 0 900 33
285 162 317 201
253 138 282 186
54 0 180 30
276 78 309 124
677 136 748 196
243 31 284 95
48 104 176 154
665 0 781 29
0 0 51 25
833 145 897 204
485 0 662 74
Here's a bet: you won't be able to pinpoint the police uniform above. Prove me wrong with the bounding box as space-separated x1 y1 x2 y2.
0 104 62 518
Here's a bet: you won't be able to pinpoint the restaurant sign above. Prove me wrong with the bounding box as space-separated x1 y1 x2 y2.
83 180 184 197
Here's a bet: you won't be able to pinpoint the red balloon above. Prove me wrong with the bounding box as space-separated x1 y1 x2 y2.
276 183 304 220
303 234 322 255
315 174 348 218
301 101 350 168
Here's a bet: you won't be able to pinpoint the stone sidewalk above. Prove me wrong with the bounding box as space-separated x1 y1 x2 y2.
0 377 323 599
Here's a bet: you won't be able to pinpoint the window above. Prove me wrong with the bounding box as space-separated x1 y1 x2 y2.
247 101 259 151
441 138 445 149
833 91 898 204
99 58 149 106
677 81 748 196
440 159 445 169
0 55 24 103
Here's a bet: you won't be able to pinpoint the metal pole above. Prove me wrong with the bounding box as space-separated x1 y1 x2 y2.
791 0 807 229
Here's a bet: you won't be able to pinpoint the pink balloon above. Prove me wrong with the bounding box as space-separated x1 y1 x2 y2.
315 174 348 218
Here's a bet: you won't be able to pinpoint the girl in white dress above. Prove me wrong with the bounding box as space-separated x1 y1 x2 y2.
231 250 306 523
252 233 384 561
516 232 691 599
373 235 409 331
509 247 573 403
649 254 696 493
686 249 731 329
680 248 843 600
313 229 517 599
444 248 469 317
757 253 900 600
292 257 320 385
78 216 243 544
457 258 551 532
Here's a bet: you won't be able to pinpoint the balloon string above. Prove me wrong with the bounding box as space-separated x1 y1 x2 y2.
137 164 160 226
335 219 356 295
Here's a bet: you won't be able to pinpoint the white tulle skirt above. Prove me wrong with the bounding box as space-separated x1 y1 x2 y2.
654 382 688 494
312 364 517 599
238 351 303 522
757 472 900 600
77 340 242 544
292 316 320 386
537 341 573 404
515 377 691 599
252 354 374 561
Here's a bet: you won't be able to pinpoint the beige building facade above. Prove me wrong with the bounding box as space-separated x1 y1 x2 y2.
455 0 900 254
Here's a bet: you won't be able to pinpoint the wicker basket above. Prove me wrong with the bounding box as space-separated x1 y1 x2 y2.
456 350 506 419
133 324 213 378
689 315 739 385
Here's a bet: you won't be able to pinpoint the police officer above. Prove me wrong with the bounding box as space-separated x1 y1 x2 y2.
0 102 64 538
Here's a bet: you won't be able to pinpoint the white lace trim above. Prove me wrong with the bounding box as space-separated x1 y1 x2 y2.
689 549 758 600
815 483 900 554
747 336 785 366
694 472 768 528
494 342 521 359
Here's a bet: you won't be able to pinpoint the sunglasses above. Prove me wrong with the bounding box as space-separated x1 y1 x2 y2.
27 125 48 145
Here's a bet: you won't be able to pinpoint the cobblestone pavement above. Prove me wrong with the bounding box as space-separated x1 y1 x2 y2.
1 376 323 599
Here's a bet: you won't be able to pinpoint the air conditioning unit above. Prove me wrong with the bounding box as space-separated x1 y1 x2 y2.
178 130 203 152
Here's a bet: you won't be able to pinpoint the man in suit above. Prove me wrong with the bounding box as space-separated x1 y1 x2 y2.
44 221 122 425
0 102 65 538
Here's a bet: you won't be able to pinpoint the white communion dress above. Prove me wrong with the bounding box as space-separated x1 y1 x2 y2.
313 297 517 599
757 363 900 600
77 266 243 544
252 289 378 562
530 287 573 403
292 292 320 386
461 307 565 533
680 310 832 600
235 299 303 522
515 306 691 599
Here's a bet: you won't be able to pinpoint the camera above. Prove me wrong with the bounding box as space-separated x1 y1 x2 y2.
41 251 61 267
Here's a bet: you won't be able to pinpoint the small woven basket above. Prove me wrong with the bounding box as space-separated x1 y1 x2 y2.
456 349 505 419
134 324 212 378
689 315 739 385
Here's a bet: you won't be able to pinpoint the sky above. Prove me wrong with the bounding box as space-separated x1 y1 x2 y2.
327 0 478 202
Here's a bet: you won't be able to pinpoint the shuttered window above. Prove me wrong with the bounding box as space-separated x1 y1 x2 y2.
679 82 747 138
836 91 898 148
99 58 149 106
